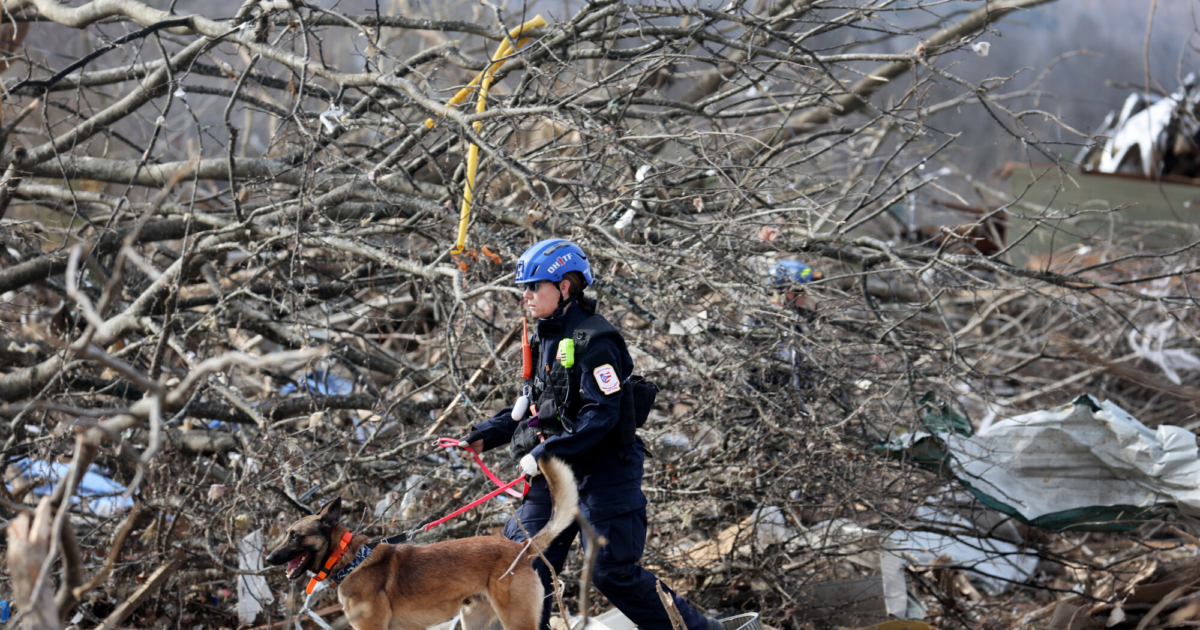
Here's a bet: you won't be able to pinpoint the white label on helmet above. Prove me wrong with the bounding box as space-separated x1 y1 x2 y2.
593 364 621 396
546 253 573 275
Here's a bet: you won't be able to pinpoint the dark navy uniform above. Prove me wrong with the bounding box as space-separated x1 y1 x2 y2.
468 304 709 630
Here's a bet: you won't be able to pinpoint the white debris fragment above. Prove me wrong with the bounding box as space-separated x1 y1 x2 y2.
749 506 794 548
1097 93 1180 176
669 313 707 336
399 474 430 521
236 529 274 625
660 434 690 449
173 87 187 101
971 42 990 57
319 105 348 134
614 208 637 230
374 489 402 520
615 164 655 230
1127 320 1200 385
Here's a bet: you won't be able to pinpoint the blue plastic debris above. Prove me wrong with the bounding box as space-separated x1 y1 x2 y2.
1 599 12 622
278 370 354 396
770 260 821 285
7 459 133 516
207 370 356 430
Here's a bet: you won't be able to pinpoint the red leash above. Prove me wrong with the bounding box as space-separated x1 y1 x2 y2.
436 438 526 498
403 438 528 534
418 475 526 532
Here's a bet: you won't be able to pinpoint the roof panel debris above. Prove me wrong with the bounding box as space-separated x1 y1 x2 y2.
1080 74 1200 178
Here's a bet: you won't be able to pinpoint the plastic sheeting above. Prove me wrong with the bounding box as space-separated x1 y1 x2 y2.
237 529 275 625
209 370 356 430
278 371 354 396
8 459 133 516
890 394 1200 531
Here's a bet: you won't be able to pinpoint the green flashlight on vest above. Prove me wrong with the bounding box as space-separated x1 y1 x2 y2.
557 338 575 368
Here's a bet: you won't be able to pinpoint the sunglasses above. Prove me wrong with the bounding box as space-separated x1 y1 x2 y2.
519 280 554 293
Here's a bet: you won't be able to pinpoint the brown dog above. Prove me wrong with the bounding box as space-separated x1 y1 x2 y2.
266 457 578 630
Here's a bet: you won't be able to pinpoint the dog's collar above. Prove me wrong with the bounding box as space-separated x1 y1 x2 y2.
306 531 354 594
331 544 374 584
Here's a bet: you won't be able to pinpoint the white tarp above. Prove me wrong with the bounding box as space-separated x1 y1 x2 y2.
237 529 275 625
936 395 1200 524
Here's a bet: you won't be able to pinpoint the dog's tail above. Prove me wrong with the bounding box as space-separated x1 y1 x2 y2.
526 456 579 557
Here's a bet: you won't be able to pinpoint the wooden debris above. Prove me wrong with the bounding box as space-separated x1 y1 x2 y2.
6 497 58 630
97 550 185 630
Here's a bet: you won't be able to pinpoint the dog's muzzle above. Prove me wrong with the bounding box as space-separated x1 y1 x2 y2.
267 549 313 580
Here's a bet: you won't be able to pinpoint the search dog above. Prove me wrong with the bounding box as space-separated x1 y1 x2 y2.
266 457 577 630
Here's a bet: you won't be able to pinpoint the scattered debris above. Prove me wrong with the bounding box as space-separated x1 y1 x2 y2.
666 506 800 572
1036 553 1200 630
796 577 891 627
798 513 1035 619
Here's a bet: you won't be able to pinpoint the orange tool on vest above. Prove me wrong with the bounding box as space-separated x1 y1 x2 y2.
521 319 533 379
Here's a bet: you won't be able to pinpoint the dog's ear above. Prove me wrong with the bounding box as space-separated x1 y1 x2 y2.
317 497 342 529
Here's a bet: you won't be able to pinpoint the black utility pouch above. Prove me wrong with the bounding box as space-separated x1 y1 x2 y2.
627 375 659 428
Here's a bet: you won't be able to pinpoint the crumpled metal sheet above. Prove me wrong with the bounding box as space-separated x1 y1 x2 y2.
893 394 1200 531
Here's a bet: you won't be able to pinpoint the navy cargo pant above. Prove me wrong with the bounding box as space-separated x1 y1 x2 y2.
503 479 708 630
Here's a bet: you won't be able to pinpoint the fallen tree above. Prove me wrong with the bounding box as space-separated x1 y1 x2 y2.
4 0 1200 629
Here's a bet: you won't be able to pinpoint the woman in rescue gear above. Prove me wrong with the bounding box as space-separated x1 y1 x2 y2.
462 239 724 630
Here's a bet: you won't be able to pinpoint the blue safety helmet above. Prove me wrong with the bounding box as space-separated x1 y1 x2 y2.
770 260 820 285
515 239 594 287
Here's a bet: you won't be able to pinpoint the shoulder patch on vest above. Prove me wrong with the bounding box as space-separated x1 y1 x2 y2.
593 364 621 395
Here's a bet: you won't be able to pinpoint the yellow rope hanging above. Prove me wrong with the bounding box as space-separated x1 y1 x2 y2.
424 15 548 255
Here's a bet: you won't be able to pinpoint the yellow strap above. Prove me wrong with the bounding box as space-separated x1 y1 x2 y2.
426 15 547 254
424 16 547 129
